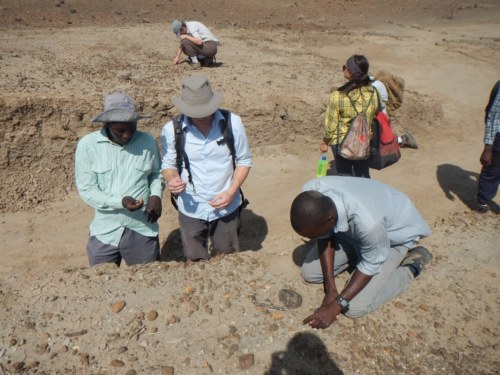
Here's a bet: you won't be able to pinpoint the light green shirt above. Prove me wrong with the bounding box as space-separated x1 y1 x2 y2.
75 128 165 246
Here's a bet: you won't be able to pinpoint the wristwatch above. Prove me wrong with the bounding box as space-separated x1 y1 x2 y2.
335 295 350 313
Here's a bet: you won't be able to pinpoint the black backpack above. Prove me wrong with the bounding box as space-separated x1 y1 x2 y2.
170 109 249 211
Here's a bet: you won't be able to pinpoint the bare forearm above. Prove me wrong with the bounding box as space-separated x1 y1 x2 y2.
228 166 250 195
340 268 372 300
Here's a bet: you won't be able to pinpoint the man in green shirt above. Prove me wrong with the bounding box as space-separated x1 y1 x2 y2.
75 93 165 266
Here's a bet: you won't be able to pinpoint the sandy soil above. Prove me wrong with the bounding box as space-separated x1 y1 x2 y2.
0 0 499 374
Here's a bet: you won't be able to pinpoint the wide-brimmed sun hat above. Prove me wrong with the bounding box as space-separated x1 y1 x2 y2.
173 75 222 118
92 93 151 123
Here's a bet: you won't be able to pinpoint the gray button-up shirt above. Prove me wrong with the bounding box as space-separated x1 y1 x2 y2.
302 176 431 275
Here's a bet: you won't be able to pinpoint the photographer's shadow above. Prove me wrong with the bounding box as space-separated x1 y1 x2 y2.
160 208 267 262
265 332 343 375
436 164 479 210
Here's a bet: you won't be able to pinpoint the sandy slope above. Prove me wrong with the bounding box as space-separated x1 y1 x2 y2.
0 1 499 374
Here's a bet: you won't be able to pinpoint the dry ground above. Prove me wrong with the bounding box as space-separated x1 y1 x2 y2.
0 0 499 374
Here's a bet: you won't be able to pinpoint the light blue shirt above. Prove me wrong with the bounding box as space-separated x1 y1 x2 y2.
161 110 252 221
303 176 431 276
75 128 165 246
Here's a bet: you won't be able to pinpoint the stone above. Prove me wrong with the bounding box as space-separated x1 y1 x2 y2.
112 300 126 313
111 359 125 367
238 353 254 369
278 289 303 309
161 366 175 375
146 310 158 321
272 311 283 320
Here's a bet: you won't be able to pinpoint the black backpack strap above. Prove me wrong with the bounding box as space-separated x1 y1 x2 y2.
218 109 249 210
217 109 237 169
172 115 194 188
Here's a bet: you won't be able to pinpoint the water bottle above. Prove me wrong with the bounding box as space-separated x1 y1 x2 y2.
316 154 328 177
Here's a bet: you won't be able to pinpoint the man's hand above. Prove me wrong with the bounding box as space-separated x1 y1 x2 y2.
303 301 341 329
320 141 329 153
209 190 235 210
172 55 180 65
480 145 493 167
122 196 144 211
167 176 187 195
145 195 162 223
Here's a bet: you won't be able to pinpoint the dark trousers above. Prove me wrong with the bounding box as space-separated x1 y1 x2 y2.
180 39 218 59
331 145 371 178
477 133 500 205
86 228 159 267
178 209 241 261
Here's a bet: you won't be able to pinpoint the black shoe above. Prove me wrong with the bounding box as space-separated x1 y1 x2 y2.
401 246 432 277
476 203 489 213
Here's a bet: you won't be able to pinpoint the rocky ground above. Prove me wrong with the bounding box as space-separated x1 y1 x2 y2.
1 0 499 374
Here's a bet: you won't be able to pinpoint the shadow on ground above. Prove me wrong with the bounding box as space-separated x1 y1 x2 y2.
436 164 479 210
264 332 344 375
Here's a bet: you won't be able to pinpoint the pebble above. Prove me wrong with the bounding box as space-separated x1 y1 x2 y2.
419 303 431 311
238 353 255 369
111 359 125 367
188 301 199 311
117 346 128 354
125 370 137 375
278 289 303 309
161 366 175 375
9 338 17 346
11 362 24 372
272 311 283 320
146 310 158 321
394 301 406 309
112 300 126 313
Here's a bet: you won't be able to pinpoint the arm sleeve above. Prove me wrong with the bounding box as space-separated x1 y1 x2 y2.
484 92 500 145
160 122 178 171
324 92 340 143
148 138 166 198
356 221 390 276
231 114 252 167
74 140 124 210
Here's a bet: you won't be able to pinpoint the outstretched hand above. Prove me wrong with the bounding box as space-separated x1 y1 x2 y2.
122 196 144 211
303 301 341 329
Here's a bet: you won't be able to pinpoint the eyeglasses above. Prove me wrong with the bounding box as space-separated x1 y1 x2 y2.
342 65 347 71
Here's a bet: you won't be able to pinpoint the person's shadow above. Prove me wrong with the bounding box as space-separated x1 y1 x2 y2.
264 332 344 375
160 208 267 262
436 164 479 210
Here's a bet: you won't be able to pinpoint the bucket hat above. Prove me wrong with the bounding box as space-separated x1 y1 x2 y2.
172 19 183 37
173 75 222 118
92 93 151 123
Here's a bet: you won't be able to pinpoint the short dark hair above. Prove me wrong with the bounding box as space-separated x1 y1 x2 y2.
290 191 334 234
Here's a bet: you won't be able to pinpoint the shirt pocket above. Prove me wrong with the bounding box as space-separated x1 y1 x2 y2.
134 161 152 178
91 164 112 189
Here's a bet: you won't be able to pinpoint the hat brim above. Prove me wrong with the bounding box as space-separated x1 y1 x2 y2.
173 91 222 118
92 109 151 123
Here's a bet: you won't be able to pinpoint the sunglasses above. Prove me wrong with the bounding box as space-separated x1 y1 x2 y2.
342 65 347 71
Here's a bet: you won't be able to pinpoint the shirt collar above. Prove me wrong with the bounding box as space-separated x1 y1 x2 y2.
330 195 349 233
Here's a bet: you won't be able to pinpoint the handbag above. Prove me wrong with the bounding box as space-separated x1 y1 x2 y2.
369 111 401 169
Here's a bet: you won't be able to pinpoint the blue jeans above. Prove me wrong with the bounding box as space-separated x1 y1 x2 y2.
477 133 500 205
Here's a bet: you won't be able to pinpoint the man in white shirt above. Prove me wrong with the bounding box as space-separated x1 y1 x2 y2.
171 20 220 67
161 75 252 261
